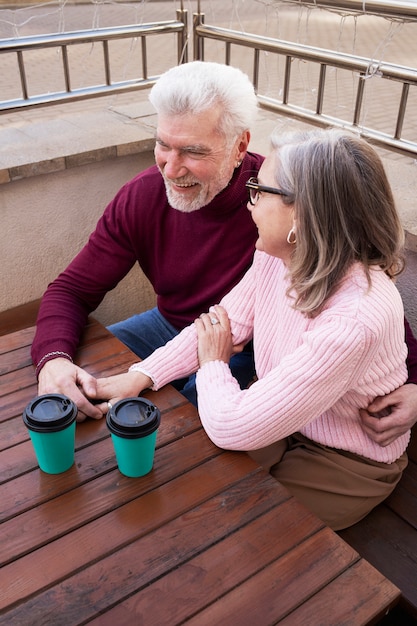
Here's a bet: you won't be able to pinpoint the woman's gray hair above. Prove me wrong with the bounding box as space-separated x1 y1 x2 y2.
271 128 405 316
149 61 258 141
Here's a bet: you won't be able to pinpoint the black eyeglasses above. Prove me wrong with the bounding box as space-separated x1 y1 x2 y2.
245 177 288 206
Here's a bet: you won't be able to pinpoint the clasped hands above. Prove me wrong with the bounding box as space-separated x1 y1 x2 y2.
37 305 238 421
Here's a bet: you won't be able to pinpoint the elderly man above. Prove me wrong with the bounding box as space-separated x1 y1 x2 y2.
32 61 263 417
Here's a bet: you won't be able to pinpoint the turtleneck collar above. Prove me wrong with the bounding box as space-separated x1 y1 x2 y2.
198 152 262 217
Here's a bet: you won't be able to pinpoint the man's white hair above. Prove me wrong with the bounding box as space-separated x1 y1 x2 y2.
149 61 258 140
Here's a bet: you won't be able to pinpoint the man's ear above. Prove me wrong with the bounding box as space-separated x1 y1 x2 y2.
236 130 251 164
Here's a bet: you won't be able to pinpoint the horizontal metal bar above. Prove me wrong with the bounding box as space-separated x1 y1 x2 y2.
194 24 417 85
284 0 417 20
257 95 417 158
0 77 160 113
0 21 185 52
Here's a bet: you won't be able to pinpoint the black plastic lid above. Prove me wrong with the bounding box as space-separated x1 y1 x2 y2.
23 394 78 433
106 397 161 439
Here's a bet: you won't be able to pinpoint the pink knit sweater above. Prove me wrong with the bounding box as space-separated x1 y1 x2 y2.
131 251 410 463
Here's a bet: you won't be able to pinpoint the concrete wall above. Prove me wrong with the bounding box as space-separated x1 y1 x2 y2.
1 151 157 326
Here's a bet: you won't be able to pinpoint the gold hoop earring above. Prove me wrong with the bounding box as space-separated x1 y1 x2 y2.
287 228 296 245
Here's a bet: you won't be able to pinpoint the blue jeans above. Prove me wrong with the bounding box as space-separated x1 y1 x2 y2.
108 307 255 406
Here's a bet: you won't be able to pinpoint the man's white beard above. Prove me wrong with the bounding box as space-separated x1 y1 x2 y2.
161 160 235 213
164 182 208 213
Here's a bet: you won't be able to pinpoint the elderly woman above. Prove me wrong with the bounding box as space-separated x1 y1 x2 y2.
97 128 410 530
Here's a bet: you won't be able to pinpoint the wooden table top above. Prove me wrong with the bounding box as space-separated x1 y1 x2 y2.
0 318 400 625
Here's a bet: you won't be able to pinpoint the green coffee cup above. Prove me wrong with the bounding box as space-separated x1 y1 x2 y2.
106 397 161 477
23 394 78 474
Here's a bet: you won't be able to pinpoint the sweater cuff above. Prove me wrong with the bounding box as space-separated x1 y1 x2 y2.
128 363 157 389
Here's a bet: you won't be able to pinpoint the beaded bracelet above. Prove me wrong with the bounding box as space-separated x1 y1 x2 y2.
35 351 73 378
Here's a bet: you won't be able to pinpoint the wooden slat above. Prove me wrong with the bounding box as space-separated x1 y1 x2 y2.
0 383 38 423
0 457 271 615
181 528 360 626
0 326 35 354
74 335 133 369
0 428 225 566
79 316 117 344
0 440 38 484
278 559 399 625
0 344 33 376
339 505 417 612
0 414 32 452
0 365 39 400
88 498 326 626
339 429 417 617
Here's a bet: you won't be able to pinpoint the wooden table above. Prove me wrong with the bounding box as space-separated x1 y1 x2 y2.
0 318 401 625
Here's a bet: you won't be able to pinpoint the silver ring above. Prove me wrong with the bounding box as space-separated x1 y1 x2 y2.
107 401 112 411
210 316 219 325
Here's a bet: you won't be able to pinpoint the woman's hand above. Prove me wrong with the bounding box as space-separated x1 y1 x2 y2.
94 370 153 413
195 305 235 367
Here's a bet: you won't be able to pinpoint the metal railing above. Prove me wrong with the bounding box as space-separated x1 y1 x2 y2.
0 11 188 113
193 1 417 158
1 0 416 157
281 0 417 20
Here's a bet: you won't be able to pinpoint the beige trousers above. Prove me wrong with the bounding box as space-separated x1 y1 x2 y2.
248 433 408 531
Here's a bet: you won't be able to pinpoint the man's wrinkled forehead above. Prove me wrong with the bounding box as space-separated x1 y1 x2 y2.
156 109 225 147
155 129 214 155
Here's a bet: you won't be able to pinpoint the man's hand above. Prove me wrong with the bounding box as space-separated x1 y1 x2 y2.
360 384 417 446
38 358 103 421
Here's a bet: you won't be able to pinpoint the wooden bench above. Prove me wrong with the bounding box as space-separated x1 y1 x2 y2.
339 425 417 624
1 299 416 624
0 299 41 336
